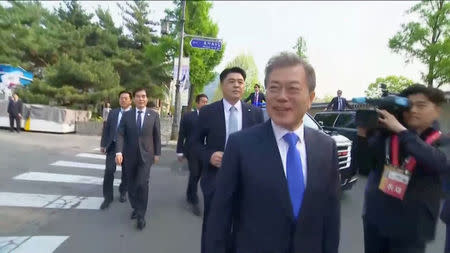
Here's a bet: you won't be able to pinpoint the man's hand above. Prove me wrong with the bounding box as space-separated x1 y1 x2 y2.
154 156 160 164
18 113 22 119
115 154 123 165
210 151 224 168
100 147 106 154
377 109 407 134
177 155 185 162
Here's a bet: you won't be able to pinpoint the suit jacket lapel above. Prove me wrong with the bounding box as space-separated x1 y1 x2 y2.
241 101 252 129
130 108 138 133
217 100 226 148
295 127 319 223
263 121 294 220
142 108 153 133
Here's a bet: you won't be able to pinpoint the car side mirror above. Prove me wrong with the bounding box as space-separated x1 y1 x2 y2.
318 121 324 126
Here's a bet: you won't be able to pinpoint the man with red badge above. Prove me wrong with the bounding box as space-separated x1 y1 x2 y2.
356 84 450 253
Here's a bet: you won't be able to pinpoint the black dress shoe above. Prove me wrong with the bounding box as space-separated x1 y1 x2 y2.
192 204 201 217
130 210 137 220
137 218 146 230
119 192 127 203
100 200 112 210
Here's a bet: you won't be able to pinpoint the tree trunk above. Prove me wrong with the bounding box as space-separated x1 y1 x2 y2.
187 83 195 112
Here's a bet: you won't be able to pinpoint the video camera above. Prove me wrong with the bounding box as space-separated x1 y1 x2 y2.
352 83 410 129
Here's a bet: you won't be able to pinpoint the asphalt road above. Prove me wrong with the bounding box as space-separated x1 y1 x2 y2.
0 130 445 253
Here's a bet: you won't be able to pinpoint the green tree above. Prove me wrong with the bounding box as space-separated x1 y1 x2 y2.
293 36 308 60
164 0 225 110
389 0 449 87
365 75 414 98
56 0 93 29
119 0 171 94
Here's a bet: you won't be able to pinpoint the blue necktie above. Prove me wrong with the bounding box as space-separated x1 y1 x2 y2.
137 110 143 135
283 133 305 219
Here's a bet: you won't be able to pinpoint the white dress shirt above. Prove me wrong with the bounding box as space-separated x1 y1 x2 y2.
271 120 308 186
223 99 243 141
135 107 147 128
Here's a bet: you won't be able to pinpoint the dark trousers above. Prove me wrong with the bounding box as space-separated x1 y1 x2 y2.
201 190 214 253
186 155 202 205
446 224 450 253
102 143 128 201
9 114 20 132
363 219 426 253
127 151 151 219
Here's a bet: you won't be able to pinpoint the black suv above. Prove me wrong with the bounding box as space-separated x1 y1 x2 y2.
314 111 357 142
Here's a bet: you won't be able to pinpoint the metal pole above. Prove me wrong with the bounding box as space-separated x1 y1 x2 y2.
170 0 186 141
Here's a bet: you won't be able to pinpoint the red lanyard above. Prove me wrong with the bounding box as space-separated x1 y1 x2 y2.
390 130 441 172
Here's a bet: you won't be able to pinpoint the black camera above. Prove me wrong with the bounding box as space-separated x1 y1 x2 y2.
352 84 410 129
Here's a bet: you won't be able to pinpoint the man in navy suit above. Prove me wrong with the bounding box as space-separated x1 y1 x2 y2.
205 52 340 253
196 67 264 253
327 90 352 111
244 84 266 106
116 88 161 230
176 93 209 216
100 90 132 210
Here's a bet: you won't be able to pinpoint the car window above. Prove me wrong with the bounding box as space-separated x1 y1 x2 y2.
314 113 338 127
334 113 356 129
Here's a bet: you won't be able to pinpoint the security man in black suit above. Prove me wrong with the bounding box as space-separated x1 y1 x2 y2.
244 83 266 106
327 89 351 111
355 84 450 253
176 93 209 216
116 88 161 230
195 67 264 253
99 90 132 210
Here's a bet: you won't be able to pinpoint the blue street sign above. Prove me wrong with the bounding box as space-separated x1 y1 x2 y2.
190 38 222 51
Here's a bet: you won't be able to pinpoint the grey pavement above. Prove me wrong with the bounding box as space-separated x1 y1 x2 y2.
0 129 446 253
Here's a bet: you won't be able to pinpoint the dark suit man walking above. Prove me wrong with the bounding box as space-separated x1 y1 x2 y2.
116 88 161 230
196 67 264 253
244 83 266 106
99 90 132 210
176 93 209 216
205 52 340 253
327 89 351 111
7 93 23 133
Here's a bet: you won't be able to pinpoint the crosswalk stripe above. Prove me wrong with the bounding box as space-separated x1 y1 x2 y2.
0 236 69 253
14 172 120 186
0 192 103 210
50 160 121 172
76 153 106 160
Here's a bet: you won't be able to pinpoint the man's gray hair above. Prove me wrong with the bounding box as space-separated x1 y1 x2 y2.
264 52 316 92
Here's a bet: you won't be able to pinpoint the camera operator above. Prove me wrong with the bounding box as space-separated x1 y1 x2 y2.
355 84 450 253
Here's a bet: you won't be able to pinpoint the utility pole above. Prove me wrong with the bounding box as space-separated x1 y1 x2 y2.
170 0 186 141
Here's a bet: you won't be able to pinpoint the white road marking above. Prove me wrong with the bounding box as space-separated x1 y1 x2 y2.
0 192 103 210
76 153 106 160
50 161 121 171
0 236 69 253
14 172 120 186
